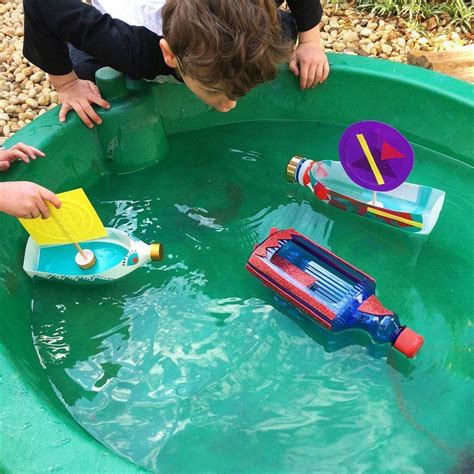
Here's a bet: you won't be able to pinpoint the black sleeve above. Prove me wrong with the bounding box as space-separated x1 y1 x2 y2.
286 0 323 32
23 0 173 80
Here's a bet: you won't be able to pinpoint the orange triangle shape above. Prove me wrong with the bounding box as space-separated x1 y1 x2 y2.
381 141 405 160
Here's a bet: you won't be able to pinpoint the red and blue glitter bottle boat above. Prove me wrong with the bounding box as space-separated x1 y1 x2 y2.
246 228 424 358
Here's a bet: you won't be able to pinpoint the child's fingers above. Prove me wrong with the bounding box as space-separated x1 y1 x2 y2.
313 64 324 87
81 100 102 125
305 64 316 89
0 161 10 171
305 64 317 89
59 103 72 123
73 103 95 128
35 196 51 219
27 205 41 219
16 143 45 159
11 149 30 164
299 62 310 89
87 81 110 110
89 82 101 94
288 56 299 76
39 187 61 209
89 94 111 111
14 144 37 160
321 61 330 82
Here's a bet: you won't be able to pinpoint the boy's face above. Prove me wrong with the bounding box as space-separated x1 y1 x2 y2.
159 39 237 113
181 75 237 113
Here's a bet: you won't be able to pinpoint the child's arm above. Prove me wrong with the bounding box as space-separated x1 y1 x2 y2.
0 143 45 171
0 182 61 219
286 0 329 89
23 0 173 126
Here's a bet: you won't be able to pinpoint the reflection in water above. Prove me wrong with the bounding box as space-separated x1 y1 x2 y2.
240 201 334 250
175 204 224 231
30 122 473 473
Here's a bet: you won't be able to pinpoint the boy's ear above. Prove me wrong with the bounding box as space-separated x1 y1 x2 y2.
159 39 178 69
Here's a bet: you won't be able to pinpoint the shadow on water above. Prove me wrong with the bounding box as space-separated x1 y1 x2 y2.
210 181 245 226
451 449 474 474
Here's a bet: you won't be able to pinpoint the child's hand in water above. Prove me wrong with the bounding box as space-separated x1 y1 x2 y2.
49 71 110 128
0 143 45 171
0 181 61 219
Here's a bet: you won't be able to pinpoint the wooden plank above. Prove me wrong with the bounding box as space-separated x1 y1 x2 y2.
407 45 474 83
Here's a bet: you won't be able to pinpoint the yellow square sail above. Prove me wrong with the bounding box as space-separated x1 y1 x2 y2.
19 188 107 246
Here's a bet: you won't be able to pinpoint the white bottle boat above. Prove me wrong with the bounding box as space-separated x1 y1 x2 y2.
287 157 445 235
23 227 163 283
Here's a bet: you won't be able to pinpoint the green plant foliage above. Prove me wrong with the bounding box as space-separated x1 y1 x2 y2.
355 0 473 32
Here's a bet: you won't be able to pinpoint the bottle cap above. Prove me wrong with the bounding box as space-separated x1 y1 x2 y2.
286 156 303 182
393 328 424 358
75 249 97 270
150 243 164 261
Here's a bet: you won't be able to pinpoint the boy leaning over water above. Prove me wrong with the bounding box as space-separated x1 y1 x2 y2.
22 0 329 128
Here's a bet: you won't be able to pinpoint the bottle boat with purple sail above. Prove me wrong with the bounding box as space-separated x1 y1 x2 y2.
286 121 446 235
286 156 445 234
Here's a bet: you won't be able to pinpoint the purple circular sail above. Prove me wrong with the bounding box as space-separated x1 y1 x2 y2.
338 121 414 191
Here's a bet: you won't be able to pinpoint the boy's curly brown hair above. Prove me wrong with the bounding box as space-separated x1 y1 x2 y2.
162 0 293 100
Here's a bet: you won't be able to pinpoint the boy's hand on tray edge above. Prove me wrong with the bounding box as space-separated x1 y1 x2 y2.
49 72 111 128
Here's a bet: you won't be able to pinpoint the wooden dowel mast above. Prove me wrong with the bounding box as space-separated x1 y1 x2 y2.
72 242 88 260
52 214 87 258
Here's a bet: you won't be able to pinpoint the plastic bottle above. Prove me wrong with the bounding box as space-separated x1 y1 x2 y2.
246 228 423 357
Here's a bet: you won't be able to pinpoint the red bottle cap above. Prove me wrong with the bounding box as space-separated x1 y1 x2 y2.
393 328 424 358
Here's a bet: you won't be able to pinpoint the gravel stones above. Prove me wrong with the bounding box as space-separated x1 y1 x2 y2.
319 4 470 65
1 0 56 142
